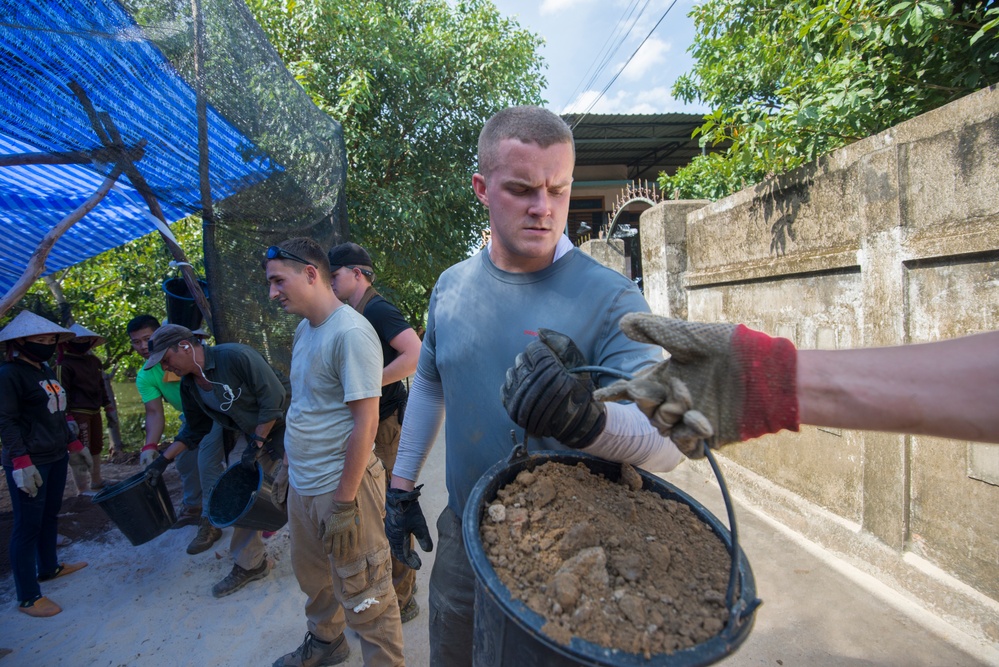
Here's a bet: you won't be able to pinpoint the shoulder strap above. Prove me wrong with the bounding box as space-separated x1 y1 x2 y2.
355 285 380 313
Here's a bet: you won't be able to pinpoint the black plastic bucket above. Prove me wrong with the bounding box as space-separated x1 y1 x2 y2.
208 463 287 531
162 277 209 331
92 471 177 546
463 444 759 667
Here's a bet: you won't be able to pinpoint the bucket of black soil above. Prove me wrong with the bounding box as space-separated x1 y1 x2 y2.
92 471 177 546
208 462 287 531
463 441 760 667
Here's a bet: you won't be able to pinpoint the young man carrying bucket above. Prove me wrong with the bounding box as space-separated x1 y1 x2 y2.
265 237 404 667
383 105 685 666
328 241 423 624
140 324 289 598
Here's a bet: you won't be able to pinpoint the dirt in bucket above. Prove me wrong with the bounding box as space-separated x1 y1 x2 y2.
481 460 732 658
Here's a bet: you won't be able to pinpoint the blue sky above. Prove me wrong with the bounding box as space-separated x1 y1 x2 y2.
490 0 708 115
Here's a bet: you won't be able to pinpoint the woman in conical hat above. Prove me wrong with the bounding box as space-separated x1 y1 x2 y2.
57 323 116 492
0 310 88 617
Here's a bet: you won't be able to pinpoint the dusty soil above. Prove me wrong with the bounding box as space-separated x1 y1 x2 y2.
0 449 176 579
481 461 732 658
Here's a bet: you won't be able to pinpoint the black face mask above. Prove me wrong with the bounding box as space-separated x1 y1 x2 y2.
67 341 92 354
18 340 57 363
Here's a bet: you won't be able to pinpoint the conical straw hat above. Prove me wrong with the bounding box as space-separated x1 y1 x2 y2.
68 323 106 347
0 310 74 344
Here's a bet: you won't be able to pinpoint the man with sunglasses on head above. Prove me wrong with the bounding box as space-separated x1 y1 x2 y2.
265 238 404 667
139 323 290 599
328 241 423 625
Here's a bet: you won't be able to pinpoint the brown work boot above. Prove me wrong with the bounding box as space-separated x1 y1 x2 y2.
171 505 203 529
186 518 223 555
399 596 420 623
212 560 270 598
272 632 350 667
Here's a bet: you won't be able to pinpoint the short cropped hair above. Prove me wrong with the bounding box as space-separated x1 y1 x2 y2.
127 314 161 334
270 237 332 283
477 106 574 176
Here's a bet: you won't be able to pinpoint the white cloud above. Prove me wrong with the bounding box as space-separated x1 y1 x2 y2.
539 0 594 16
561 86 694 115
619 36 671 81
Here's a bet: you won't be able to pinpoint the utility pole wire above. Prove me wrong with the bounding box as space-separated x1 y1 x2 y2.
570 0 679 130
562 0 651 112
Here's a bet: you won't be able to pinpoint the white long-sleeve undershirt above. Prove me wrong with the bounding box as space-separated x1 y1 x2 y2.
391 370 683 484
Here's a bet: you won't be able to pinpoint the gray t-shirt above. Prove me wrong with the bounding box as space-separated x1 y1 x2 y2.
285 304 383 495
419 247 660 516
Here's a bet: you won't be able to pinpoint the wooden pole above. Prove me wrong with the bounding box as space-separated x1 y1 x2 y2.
0 167 123 318
192 0 228 342
67 81 214 333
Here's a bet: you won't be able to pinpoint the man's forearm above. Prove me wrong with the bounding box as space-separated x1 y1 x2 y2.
144 401 165 444
333 431 372 502
798 331 999 443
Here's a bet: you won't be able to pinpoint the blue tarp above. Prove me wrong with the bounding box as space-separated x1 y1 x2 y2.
0 0 282 295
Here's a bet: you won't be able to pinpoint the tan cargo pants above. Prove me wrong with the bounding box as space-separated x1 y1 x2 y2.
287 452 404 667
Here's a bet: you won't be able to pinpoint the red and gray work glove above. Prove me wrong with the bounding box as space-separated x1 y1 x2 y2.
139 444 159 467
68 439 94 477
385 485 434 569
319 499 360 559
12 455 43 497
594 314 799 458
502 329 607 449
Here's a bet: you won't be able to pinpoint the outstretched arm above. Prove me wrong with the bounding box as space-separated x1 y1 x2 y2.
598 314 999 454
797 332 999 442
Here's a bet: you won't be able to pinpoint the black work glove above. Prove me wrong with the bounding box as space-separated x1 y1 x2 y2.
144 454 172 485
385 485 434 569
240 439 262 471
501 328 607 449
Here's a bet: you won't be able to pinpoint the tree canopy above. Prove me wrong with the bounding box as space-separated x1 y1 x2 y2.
661 0 999 200
247 0 547 325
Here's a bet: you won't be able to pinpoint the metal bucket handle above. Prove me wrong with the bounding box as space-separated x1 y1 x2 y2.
561 364 762 633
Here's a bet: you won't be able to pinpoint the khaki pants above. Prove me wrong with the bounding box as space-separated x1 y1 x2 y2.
374 412 417 608
288 452 404 667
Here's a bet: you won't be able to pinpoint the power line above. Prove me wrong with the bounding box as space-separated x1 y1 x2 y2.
569 0 679 129
561 0 652 111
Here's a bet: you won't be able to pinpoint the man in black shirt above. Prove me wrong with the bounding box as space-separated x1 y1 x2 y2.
328 242 422 622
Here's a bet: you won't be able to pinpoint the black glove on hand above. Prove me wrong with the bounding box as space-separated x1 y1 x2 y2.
501 328 607 449
144 454 171 485
385 485 434 570
240 439 261 471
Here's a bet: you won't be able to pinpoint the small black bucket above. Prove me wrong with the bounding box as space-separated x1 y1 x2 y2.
92 471 177 546
162 277 209 331
463 444 760 667
208 463 287 531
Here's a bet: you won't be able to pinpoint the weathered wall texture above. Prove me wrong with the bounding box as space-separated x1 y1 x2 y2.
638 85 999 645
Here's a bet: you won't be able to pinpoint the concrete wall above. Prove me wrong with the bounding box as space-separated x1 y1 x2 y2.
637 85 999 645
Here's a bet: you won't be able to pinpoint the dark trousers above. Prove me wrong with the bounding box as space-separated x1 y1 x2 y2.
4 453 68 603
429 506 478 667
